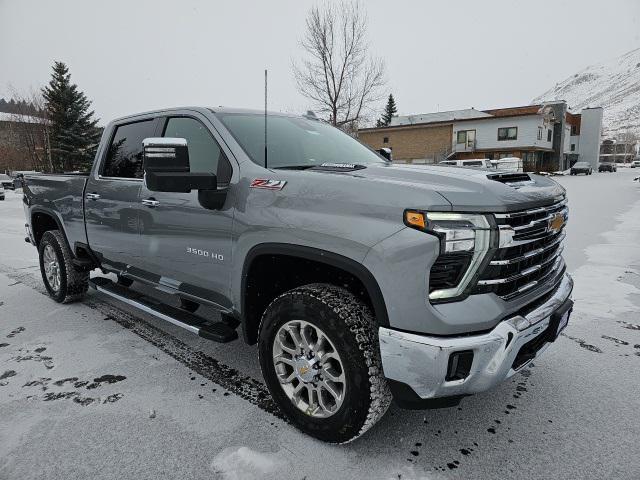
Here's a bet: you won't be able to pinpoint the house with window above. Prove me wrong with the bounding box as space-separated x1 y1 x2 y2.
599 138 639 164
358 102 602 172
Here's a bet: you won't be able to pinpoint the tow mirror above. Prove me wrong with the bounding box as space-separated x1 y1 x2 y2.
142 137 217 193
377 147 392 161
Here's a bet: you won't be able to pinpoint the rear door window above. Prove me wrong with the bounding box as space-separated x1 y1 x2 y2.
102 120 156 179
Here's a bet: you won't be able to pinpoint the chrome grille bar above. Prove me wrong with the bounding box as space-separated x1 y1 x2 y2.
478 252 563 286
490 231 566 266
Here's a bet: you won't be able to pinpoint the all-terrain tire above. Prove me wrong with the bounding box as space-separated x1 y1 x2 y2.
38 230 89 303
258 283 392 443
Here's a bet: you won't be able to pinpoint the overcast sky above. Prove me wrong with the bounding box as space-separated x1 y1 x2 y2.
1 0 639 124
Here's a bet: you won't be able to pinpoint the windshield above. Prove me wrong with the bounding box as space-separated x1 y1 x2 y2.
574 162 589 167
215 113 386 169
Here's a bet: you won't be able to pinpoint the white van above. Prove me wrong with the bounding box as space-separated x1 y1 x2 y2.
439 159 492 168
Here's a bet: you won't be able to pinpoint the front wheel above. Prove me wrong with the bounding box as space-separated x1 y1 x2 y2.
38 230 89 303
258 284 391 443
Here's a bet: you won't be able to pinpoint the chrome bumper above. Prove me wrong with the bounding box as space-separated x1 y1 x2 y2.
379 273 573 400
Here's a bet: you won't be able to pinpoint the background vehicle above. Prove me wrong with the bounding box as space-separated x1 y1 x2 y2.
439 158 491 168
0 184 4 200
598 162 617 172
570 161 593 175
630 160 640 168
0 173 14 190
22 107 573 443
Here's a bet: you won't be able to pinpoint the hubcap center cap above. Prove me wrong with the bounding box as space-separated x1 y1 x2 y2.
294 356 316 383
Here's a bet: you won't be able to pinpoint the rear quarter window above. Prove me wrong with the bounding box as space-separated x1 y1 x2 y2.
102 120 156 178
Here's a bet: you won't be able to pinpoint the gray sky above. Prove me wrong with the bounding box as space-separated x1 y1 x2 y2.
1 0 639 124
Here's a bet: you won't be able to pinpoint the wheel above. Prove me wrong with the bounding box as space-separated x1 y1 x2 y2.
117 275 133 287
38 230 89 303
258 283 392 443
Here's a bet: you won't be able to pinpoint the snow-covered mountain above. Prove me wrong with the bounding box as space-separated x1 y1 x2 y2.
532 48 640 138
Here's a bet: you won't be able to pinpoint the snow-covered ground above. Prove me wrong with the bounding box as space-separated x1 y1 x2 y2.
1 170 639 480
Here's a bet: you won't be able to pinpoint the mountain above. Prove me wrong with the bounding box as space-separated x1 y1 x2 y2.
532 48 640 138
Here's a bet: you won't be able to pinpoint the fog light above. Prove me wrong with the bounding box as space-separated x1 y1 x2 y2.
446 350 474 381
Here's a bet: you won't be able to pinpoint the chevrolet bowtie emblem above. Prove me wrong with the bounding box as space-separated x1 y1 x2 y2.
299 366 310 375
548 213 565 234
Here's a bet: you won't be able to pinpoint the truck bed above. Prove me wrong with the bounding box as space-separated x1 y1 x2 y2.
24 173 89 250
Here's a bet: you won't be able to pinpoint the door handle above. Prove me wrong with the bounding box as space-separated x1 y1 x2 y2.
86 193 100 201
142 198 160 208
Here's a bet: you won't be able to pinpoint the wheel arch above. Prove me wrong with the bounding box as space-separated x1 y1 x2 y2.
240 243 389 345
30 207 71 250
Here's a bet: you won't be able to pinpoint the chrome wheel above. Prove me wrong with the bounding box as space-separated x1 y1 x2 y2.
272 320 346 418
43 244 61 292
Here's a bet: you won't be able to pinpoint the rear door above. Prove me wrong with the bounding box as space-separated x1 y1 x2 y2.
137 113 236 309
85 118 159 272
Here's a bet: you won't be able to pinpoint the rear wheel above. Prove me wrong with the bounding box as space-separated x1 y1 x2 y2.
38 230 89 303
258 283 391 443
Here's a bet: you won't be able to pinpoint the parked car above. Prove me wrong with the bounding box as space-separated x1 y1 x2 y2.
0 173 14 190
570 162 592 175
439 158 492 168
598 162 617 172
630 160 640 168
23 107 573 443
0 184 4 200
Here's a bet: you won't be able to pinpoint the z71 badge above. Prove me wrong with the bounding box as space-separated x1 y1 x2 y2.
250 179 287 190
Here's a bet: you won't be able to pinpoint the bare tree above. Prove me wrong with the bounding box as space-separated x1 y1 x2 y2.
618 129 638 163
6 86 52 172
293 1 386 130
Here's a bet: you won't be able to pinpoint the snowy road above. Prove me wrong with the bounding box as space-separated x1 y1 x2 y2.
1 170 639 480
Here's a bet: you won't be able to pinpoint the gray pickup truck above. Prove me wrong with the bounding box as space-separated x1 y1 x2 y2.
23 107 573 443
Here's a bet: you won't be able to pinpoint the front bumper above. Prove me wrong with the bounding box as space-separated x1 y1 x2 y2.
379 273 573 404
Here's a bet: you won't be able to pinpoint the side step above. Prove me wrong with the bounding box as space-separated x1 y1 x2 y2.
89 277 238 343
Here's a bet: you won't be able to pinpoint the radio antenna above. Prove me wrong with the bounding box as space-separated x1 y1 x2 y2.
264 69 268 169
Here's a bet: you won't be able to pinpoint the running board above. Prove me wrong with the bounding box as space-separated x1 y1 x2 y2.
89 277 238 343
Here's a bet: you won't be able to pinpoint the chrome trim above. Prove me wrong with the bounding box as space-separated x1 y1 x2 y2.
501 262 565 300
379 273 573 400
489 232 565 265
478 253 563 286
511 207 568 232
494 199 567 219
96 175 143 182
90 280 200 334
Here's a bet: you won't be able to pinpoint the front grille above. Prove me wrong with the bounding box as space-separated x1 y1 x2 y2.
474 199 568 300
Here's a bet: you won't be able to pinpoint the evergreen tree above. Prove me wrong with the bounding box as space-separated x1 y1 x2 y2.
377 94 398 127
42 61 100 172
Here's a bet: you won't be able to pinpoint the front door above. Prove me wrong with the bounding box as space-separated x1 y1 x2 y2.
85 118 158 272
137 114 235 309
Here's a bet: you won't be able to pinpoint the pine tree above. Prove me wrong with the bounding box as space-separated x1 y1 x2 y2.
42 61 101 172
377 94 398 127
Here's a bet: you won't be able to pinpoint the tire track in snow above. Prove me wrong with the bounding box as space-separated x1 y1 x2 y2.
0 263 286 421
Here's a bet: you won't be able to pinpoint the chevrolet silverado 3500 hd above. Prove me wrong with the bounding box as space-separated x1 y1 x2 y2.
23 107 573 443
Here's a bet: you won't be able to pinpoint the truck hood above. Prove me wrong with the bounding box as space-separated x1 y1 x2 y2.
313 163 566 212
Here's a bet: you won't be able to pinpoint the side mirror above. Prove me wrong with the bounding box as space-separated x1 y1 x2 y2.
143 137 217 193
377 147 392 161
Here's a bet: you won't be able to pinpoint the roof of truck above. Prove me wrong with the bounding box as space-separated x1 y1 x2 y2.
110 106 305 124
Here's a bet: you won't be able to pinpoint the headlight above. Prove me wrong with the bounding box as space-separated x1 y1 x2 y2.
404 210 493 302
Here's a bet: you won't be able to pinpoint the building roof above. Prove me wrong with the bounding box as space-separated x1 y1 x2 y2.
360 101 573 133
0 112 46 124
389 108 492 126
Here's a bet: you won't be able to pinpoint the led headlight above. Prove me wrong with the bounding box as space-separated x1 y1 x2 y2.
405 211 492 301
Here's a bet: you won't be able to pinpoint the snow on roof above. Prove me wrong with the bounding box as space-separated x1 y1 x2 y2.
389 108 492 126
0 111 45 124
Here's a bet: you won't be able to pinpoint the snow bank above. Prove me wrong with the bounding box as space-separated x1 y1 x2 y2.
211 446 287 480
570 197 640 320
